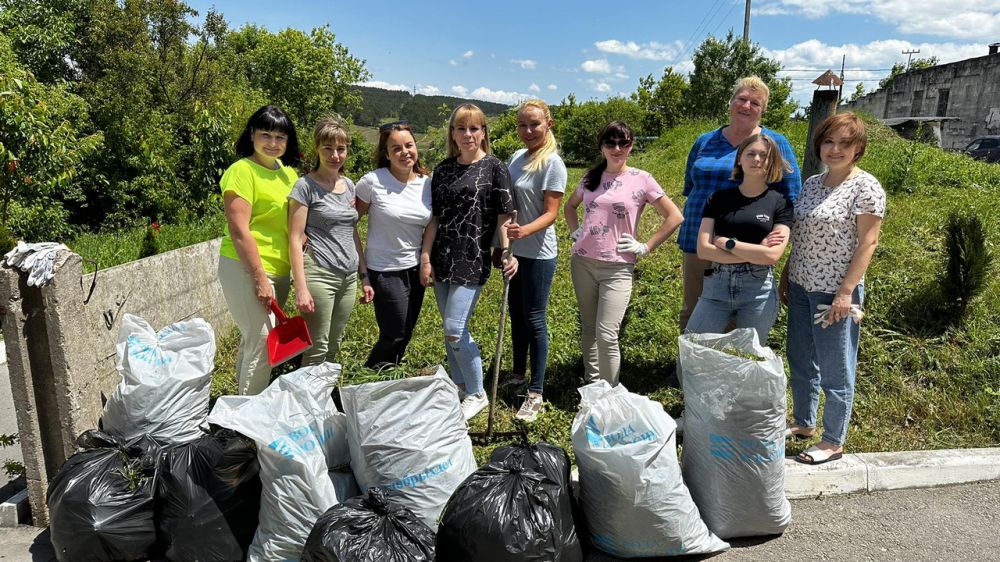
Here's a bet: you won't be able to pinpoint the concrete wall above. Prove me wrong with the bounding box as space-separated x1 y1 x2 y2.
847 51 1000 149
0 239 232 525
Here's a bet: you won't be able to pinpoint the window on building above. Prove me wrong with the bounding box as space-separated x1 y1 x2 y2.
911 90 924 115
936 89 950 116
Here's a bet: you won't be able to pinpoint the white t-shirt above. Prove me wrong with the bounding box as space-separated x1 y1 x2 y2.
355 168 433 272
507 149 568 260
788 170 886 293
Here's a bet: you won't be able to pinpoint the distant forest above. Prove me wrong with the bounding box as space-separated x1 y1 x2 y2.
350 86 510 131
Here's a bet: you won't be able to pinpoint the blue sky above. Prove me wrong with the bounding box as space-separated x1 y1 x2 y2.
188 0 999 107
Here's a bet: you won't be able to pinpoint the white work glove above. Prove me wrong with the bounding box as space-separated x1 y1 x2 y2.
616 233 649 257
813 304 865 328
570 227 583 242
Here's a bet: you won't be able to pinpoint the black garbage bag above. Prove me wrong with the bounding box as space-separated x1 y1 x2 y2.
488 442 582 562
156 428 262 561
301 487 435 562
47 430 160 562
437 447 581 562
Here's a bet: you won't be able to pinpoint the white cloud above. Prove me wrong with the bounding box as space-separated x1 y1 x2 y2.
765 38 988 104
463 50 475 58
451 85 469 97
593 82 612 93
756 0 1000 40
449 59 459 67
581 59 612 73
595 39 683 61
417 85 441 96
470 87 528 105
511 58 537 69
529 83 540 92
547 84 558 91
361 80 408 91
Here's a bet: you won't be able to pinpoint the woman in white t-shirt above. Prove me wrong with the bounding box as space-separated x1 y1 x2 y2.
779 112 886 465
355 121 433 367
500 99 568 422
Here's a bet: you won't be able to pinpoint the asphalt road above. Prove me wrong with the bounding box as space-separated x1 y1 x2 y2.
2 480 998 561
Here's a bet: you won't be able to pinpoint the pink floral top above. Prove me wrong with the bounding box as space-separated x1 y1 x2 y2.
572 168 665 264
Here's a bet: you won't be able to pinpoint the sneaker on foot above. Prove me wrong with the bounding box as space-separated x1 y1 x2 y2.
515 392 544 422
460 392 489 420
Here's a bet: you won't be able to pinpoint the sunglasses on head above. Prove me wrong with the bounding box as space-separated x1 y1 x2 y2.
379 119 410 132
602 139 633 150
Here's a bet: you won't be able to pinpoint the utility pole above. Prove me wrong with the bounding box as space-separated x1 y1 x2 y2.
743 0 752 43
902 48 920 71
838 54 846 105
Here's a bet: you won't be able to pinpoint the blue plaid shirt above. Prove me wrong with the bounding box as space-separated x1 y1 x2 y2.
678 126 801 254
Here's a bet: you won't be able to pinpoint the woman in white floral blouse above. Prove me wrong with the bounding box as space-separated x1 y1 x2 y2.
779 112 886 465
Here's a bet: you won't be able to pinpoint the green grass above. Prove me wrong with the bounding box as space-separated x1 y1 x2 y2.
80 116 1000 463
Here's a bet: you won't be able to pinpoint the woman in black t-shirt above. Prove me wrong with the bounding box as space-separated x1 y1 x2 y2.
420 104 517 421
685 133 793 344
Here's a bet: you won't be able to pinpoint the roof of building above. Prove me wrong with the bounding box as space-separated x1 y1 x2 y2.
881 116 961 126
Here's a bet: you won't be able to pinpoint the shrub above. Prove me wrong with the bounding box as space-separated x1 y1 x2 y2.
0 223 17 255
559 97 647 164
941 212 991 319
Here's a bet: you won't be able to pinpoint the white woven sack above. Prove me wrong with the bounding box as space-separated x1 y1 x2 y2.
571 380 729 558
208 363 350 561
340 366 476 528
102 314 215 443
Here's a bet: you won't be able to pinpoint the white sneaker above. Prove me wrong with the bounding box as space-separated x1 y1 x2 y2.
460 392 489 420
515 393 544 422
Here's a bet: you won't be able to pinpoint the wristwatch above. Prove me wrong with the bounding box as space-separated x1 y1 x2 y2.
359 271 369 280
725 237 737 251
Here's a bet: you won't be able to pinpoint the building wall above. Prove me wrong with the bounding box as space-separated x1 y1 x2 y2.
847 52 1000 149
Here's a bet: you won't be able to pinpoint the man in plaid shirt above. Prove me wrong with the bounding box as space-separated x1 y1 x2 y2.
677 77 802 331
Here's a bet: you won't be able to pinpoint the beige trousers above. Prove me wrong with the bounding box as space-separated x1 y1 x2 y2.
571 255 634 386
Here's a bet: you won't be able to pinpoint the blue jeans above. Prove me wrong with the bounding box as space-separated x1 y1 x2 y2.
686 263 779 345
786 281 864 447
508 256 556 394
433 282 485 396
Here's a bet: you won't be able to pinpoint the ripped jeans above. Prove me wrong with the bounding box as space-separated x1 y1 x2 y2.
433 282 485 396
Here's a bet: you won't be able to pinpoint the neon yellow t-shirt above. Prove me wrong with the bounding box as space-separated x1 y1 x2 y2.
219 157 299 276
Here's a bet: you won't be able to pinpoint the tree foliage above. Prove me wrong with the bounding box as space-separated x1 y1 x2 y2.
559 97 648 164
684 31 795 129
878 57 939 90
632 67 689 135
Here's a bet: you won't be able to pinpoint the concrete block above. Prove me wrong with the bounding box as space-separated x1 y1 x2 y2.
0 488 29 527
783 454 869 499
862 448 1000 492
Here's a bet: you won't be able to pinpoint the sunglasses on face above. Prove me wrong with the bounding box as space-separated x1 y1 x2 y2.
602 139 633 150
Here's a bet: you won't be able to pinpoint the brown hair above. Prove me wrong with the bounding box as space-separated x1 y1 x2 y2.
447 104 490 158
312 114 351 171
731 133 792 183
376 122 429 176
812 112 868 163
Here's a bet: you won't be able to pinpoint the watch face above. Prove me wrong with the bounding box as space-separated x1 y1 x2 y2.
726 238 736 250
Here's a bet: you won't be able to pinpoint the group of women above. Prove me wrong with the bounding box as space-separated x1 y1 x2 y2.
217 74 885 465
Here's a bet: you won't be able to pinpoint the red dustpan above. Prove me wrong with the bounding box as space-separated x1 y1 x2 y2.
267 300 312 366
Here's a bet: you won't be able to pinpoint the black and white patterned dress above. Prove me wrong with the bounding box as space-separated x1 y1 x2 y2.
431 154 515 285
787 170 886 293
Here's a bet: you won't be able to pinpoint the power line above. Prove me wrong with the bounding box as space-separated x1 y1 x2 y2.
673 0 728 66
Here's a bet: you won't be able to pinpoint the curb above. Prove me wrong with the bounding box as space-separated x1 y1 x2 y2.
0 489 28 528
570 447 1000 499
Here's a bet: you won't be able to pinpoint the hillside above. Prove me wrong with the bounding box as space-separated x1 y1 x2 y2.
350 85 510 131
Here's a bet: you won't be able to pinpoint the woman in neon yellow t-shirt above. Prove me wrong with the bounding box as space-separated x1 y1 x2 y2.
217 105 302 395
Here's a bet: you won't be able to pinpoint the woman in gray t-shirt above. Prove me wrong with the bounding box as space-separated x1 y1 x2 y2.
288 116 374 365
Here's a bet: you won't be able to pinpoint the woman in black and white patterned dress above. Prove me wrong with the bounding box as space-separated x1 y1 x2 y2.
420 104 518 420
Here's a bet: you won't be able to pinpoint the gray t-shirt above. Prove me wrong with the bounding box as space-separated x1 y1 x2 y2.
289 175 358 275
355 168 432 272
507 148 568 259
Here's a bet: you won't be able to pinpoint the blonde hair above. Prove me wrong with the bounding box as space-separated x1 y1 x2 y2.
313 115 351 171
730 76 770 112
517 99 559 174
731 133 791 183
447 104 490 158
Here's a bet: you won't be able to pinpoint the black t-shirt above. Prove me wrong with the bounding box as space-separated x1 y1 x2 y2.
431 154 514 285
702 187 793 244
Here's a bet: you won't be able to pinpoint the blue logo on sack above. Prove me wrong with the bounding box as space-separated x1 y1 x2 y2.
383 459 454 490
126 335 172 367
584 416 658 448
267 424 335 460
591 533 685 557
709 433 782 465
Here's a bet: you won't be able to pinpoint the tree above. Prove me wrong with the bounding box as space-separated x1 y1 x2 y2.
559 98 647 164
684 31 796 129
878 57 939 90
0 0 88 82
849 82 867 102
632 67 689 135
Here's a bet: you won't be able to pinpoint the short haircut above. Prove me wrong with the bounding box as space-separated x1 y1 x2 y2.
812 112 868 163
312 115 350 171
731 133 792 183
447 104 490 158
730 76 770 112
376 121 429 176
235 105 301 168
